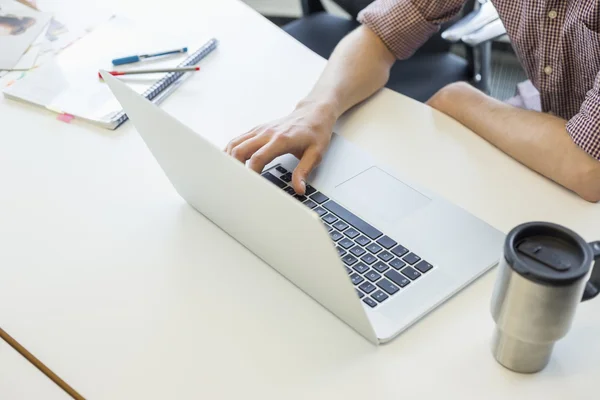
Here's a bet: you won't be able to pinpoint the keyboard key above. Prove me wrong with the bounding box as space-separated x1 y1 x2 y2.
350 273 364 285
376 236 397 249
303 199 317 209
310 192 329 204
372 290 389 303
262 172 286 188
284 186 296 195
378 251 394 262
377 279 400 295
333 220 349 231
313 207 327 217
276 166 287 174
355 236 371 246
364 270 381 282
384 270 411 287
338 238 354 249
403 253 421 265
281 173 292 183
329 230 343 241
361 254 377 265
359 281 376 294
401 266 421 280
389 258 406 270
366 243 382 254
353 262 369 274
305 185 316 196
356 289 365 299
350 246 366 257
294 194 307 202
336 247 347 257
363 297 377 308
322 201 382 240
322 213 338 224
342 254 358 266
326 226 333 232
415 260 434 273
372 261 389 273
344 228 360 239
391 245 409 258
345 267 351 274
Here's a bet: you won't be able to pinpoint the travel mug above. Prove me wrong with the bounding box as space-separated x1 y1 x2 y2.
490 222 600 373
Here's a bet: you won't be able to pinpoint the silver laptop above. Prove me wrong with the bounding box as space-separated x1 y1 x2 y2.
103 71 504 344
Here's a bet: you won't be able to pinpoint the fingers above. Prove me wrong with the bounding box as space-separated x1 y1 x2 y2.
229 135 270 164
292 147 322 194
227 122 326 194
225 130 258 154
247 138 289 174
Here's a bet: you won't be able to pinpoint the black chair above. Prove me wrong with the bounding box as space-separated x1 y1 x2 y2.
283 0 481 102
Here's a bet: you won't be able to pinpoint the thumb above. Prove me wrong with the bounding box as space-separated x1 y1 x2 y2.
292 147 322 194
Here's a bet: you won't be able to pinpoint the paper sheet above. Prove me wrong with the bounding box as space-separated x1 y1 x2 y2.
9 43 40 70
32 0 113 52
0 0 51 69
4 16 207 124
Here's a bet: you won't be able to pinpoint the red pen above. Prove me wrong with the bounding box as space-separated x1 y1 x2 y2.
98 66 200 79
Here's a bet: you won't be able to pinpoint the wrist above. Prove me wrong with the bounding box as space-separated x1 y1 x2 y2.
295 97 340 127
575 162 600 203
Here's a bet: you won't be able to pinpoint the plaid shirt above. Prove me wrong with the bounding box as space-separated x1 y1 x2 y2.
358 0 600 160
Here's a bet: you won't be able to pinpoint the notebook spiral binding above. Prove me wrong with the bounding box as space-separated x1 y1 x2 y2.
111 38 218 129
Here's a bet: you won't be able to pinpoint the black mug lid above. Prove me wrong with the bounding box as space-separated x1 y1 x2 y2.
504 222 593 286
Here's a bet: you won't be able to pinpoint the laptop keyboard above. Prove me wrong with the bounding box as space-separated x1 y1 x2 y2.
262 166 435 309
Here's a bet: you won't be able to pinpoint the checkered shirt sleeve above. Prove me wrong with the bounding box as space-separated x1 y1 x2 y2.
357 0 467 60
566 71 600 160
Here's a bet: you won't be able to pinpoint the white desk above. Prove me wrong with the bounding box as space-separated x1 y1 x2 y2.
1 0 599 399
0 339 70 400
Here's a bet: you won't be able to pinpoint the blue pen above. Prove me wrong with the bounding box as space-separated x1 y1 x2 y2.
112 47 188 66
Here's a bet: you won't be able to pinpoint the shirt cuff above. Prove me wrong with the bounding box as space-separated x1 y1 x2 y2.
358 0 440 60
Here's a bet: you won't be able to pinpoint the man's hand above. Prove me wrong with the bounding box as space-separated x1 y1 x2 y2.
225 26 395 195
226 101 337 194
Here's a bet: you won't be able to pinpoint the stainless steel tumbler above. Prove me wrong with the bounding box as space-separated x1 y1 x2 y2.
490 222 600 373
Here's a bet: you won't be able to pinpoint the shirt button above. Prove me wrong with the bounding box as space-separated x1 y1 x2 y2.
548 10 557 19
544 65 553 75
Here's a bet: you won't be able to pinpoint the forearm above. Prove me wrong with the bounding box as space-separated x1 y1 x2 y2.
429 83 600 202
299 26 396 119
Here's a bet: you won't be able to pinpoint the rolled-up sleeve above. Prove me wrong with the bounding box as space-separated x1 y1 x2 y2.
358 0 467 60
566 71 600 160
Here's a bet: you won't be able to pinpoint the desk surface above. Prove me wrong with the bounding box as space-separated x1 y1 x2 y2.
1 0 599 399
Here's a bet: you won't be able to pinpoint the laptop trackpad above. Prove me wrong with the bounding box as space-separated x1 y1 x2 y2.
333 167 431 224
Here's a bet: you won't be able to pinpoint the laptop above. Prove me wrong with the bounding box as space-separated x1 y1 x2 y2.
102 71 504 344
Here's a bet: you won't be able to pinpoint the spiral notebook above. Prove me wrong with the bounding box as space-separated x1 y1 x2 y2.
108 39 217 129
3 17 218 129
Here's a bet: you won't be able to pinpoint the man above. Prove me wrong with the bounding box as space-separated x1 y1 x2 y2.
226 0 600 202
